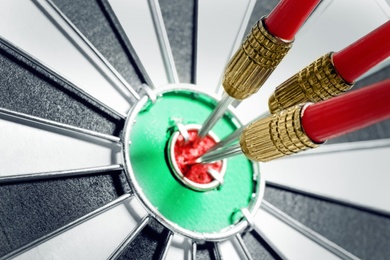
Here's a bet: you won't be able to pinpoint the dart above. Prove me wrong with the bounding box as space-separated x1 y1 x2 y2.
3 0 390 258
196 78 390 163
196 0 321 140
269 19 390 113
208 19 390 153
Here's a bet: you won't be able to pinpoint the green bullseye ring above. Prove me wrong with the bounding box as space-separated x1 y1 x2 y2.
123 84 264 240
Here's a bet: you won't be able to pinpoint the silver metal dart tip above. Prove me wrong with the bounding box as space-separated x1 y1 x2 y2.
196 143 242 164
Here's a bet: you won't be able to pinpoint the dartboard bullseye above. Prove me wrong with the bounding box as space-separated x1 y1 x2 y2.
168 123 227 192
122 84 264 240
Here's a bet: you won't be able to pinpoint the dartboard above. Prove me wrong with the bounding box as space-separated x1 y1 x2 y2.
1 0 390 259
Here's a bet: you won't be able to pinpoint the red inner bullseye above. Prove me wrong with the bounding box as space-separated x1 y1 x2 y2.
173 130 222 184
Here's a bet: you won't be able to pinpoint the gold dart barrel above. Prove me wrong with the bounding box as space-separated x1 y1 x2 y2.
240 104 320 162
268 53 353 114
223 17 292 100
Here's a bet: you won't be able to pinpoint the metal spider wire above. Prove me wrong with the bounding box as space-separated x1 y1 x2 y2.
0 0 390 259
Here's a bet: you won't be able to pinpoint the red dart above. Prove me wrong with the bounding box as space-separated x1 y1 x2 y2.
266 19 390 117
333 20 390 84
199 79 390 163
197 0 320 141
265 0 321 41
302 79 390 143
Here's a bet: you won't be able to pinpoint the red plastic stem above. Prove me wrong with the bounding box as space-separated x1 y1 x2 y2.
333 20 390 84
302 79 390 143
264 0 320 41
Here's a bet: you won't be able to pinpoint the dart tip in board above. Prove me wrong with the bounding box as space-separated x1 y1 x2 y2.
167 124 226 191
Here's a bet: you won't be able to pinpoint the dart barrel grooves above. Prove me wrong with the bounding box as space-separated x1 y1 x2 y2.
268 53 353 114
240 104 319 162
223 18 292 100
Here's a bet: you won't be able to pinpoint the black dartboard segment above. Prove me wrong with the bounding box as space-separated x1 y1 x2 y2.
1 0 390 259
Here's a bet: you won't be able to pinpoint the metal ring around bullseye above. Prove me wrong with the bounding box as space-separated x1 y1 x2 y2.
167 124 227 192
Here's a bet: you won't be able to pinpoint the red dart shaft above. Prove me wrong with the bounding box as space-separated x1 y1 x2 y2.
333 20 390 84
264 0 320 41
302 79 390 143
